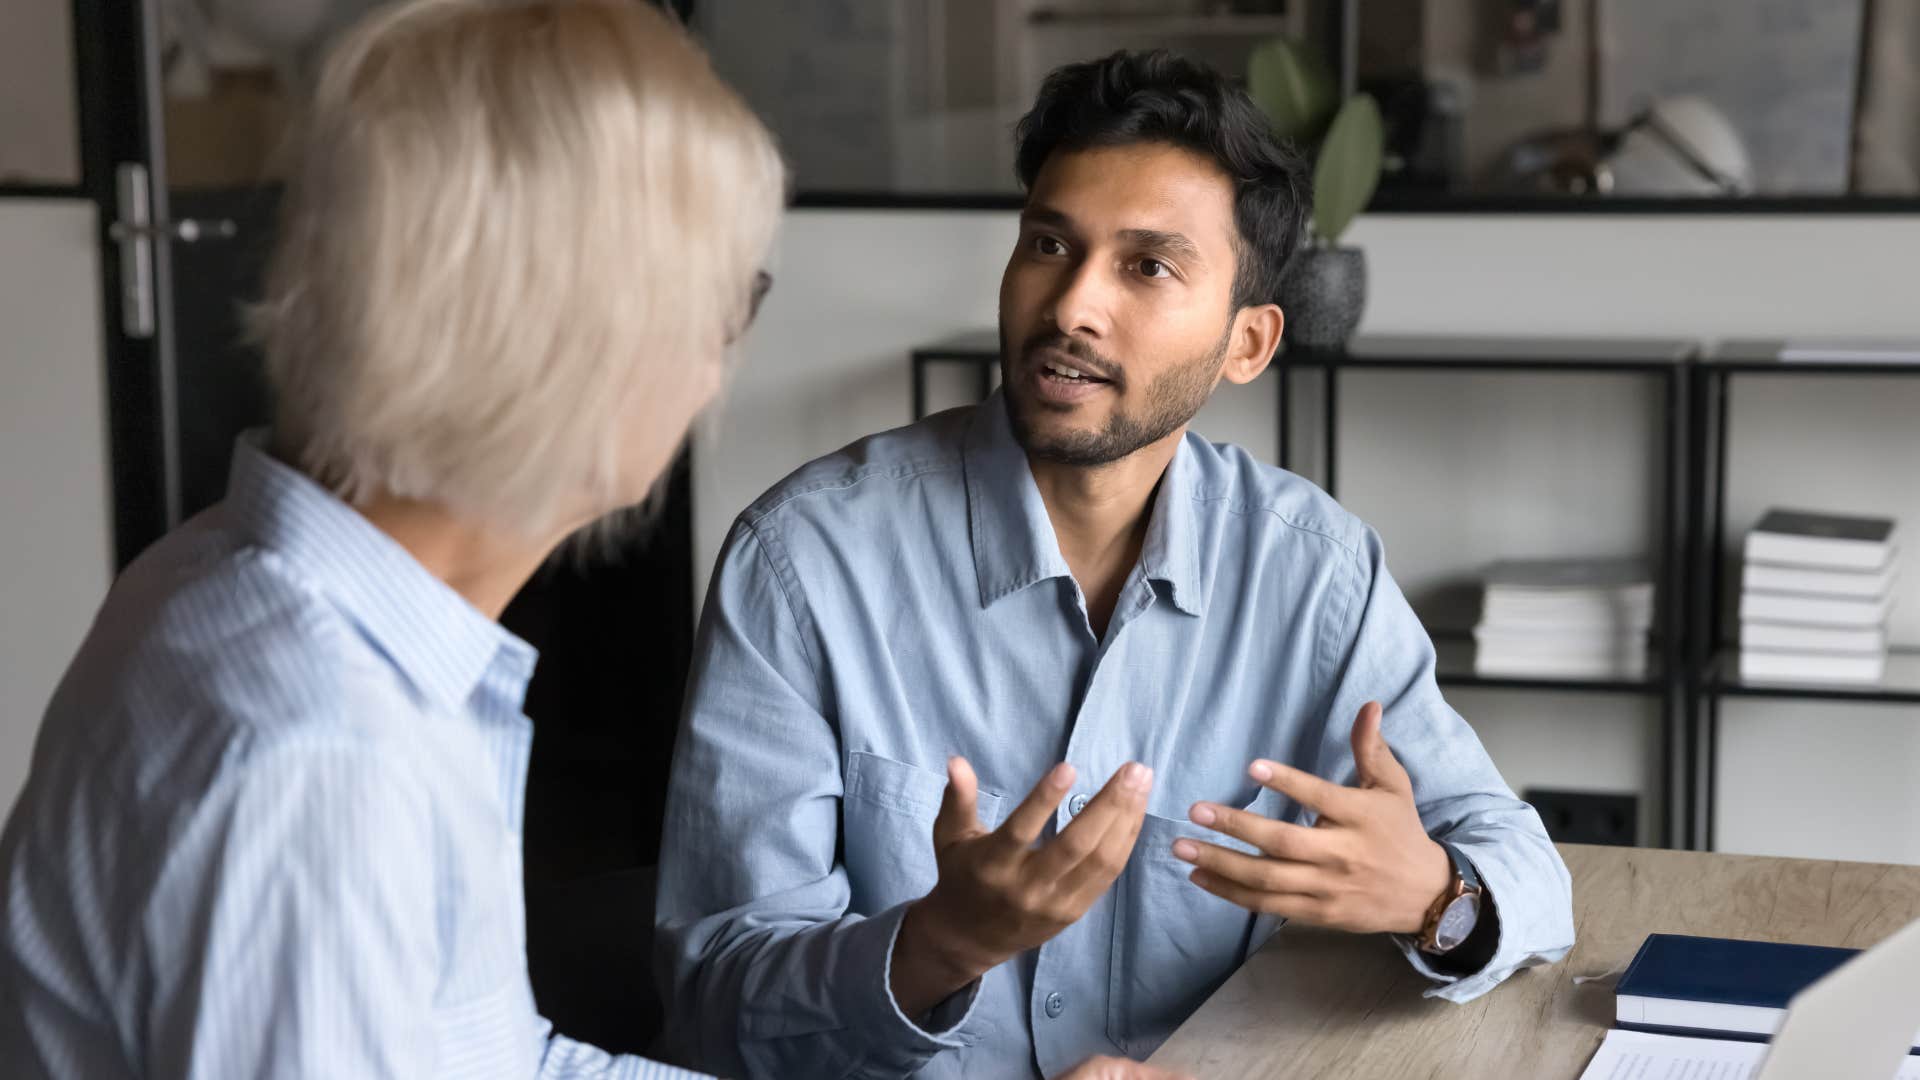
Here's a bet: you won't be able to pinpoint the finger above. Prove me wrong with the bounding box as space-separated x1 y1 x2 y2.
1350 700 1413 794
932 756 983 848
1187 867 1325 922
1187 800 1335 862
1055 1056 1195 1080
1054 774 1151 901
1030 762 1151 882
994 761 1077 849
1169 838 1325 897
1246 758 1363 822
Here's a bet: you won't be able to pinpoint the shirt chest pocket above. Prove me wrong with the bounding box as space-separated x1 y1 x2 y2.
1106 785 1286 1059
841 751 1007 913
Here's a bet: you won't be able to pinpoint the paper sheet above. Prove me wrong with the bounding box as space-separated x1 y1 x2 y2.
1580 1030 1920 1080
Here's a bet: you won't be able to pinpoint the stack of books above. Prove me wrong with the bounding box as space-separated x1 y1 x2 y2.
1738 510 1897 685
1473 559 1655 679
1583 930 1920 1078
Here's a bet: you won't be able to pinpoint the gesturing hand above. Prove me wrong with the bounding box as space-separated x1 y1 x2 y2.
1055 1055 1194 1080
891 757 1152 1017
1173 700 1450 935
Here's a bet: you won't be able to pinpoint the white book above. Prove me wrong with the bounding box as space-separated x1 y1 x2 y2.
1480 597 1654 626
1481 560 1655 626
1479 598 1655 634
1484 557 1653 592
1474 652 1649 680
1474 627 1646 661
1743 560 1897 600
1740 590 1894 629
1738 649 1886 685
1614 993 1920 1051
1745 509 1897 572
1740 621 1887 655
1473 625 1646 646
1580 1030 1920 1080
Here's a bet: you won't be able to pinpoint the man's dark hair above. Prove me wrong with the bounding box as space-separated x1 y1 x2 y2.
1013 49 1310 312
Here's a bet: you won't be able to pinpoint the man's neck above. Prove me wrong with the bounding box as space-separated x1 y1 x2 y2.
354 495 573 621
1028 429 1184 638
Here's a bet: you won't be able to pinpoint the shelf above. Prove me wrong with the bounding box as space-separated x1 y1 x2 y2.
913 332 1700 373
1431 634 1665 695
1706 648 1920 703
1709 339 1920 376
1287 334 1697 373
1027 11 1295 36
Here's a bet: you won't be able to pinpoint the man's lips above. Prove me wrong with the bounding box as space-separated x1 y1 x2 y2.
1028 345 1117 385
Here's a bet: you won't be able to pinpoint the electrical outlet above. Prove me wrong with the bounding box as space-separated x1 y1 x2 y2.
1524 788 1638 847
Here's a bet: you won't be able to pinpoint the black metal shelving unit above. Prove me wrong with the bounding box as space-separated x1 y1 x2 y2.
911 332 1698 847
1686 340 1920 851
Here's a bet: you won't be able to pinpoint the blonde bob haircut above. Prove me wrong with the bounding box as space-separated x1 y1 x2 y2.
252 0 785 535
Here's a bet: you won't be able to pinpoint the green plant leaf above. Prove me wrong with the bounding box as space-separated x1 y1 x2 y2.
1311 93 1384 246
1246 36 1336 146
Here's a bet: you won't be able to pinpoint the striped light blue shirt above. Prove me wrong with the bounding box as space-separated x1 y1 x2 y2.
0 436 704 1080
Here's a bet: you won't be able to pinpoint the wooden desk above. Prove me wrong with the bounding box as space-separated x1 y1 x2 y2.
1147 843 1920 1079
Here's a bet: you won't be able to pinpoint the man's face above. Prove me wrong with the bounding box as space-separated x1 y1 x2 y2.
998 142 1242 466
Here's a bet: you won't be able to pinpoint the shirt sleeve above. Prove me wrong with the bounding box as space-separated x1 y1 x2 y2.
142 737 444 1078
1311 524 1577 1002
140 735 701 1080
653 518 985 1079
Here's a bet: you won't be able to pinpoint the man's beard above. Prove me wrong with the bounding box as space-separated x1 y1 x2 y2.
1000 323 1229 467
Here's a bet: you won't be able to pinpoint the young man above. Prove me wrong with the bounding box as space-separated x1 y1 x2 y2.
657 51 1574 1079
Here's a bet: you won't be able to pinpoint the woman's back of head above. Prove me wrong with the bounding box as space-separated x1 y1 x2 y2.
253 0 786 537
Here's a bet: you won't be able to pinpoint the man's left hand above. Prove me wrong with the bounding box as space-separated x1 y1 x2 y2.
1173 700 1451 935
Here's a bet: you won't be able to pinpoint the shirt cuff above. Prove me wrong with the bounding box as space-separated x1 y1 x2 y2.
844 900 986 1070
1390 836 1573 1003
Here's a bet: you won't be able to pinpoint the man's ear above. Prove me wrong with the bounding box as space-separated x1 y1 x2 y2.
1220 303 1283 386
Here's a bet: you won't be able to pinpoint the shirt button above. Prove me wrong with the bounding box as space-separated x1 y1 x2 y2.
1068 793 1089 815
1044 991 1065 1018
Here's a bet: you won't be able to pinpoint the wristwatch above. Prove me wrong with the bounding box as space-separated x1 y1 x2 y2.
1417 842 1484 955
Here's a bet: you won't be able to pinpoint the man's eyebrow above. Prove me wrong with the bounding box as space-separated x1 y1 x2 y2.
1019 206 1073 229
1119 228 1203 264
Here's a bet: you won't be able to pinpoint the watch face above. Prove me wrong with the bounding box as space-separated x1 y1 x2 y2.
1435 894 1481 952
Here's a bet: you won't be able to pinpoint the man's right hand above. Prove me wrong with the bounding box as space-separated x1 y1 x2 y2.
890 756 1152 1018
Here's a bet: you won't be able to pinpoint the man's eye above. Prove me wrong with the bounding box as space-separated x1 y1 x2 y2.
1033 235 1067 256
1137 257 1172 279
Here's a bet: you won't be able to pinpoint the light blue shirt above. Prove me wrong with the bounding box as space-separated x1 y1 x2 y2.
657 393 1575 1079
0 437 702 1080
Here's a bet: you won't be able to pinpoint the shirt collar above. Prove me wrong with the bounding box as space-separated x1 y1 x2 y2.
223 432 537 711
961 392 1205 616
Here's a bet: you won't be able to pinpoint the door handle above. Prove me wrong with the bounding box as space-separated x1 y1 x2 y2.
107 218 238 243
108 163 240 340
110 163 156 339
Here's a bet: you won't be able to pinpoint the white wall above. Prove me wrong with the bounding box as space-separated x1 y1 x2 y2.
0 201 113 815
701 209 1920 861
0 0 80 184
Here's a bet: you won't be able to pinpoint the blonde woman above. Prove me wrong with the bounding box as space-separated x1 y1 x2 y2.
0 2 775 1076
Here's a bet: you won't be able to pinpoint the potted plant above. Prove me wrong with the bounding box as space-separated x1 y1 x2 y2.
1248 38 1385 349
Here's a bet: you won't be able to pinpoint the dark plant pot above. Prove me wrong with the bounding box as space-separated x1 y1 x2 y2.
1280 246 1367 349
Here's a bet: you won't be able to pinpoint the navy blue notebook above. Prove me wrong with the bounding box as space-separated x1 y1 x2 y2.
1616 934 1858 1013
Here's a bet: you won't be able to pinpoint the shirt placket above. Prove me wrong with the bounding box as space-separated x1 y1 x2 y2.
1029 570 1161 1074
